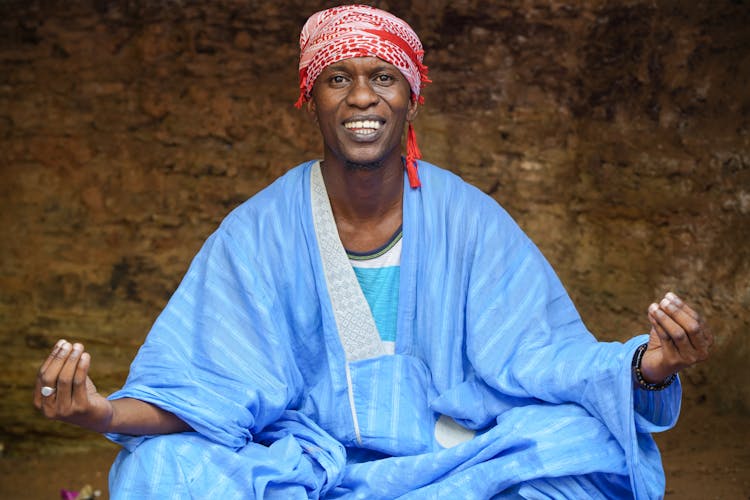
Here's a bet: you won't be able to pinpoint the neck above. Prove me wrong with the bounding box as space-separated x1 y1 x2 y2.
320 154 404 252
321 156 404 222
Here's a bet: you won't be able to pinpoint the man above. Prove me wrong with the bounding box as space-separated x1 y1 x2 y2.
35 5 712 498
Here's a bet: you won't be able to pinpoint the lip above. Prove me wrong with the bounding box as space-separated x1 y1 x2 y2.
342 114 386 126
342 115 386 141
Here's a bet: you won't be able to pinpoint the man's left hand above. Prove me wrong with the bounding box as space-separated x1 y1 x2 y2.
640 292 713 384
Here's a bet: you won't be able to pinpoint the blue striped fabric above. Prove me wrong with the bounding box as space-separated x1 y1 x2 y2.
106 161 680 499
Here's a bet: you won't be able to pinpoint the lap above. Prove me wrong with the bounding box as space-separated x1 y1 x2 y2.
108 404 636 499
109 432 317 500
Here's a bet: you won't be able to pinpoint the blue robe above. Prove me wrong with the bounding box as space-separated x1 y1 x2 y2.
107 160 680 499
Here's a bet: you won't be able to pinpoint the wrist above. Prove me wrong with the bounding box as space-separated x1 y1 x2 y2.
100 398 120 434
632 343 676 391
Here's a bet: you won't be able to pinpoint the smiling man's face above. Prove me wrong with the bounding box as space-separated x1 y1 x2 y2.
309 56 418 170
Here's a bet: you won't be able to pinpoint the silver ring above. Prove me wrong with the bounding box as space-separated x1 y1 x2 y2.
41 386 56 397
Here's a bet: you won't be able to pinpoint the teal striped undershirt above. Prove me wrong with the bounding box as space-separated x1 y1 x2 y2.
346 227 402 347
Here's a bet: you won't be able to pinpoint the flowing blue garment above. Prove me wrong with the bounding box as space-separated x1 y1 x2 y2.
107 160 680 499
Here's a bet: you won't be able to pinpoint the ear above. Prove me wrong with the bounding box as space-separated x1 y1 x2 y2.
406 95 419 122
306 98 318 124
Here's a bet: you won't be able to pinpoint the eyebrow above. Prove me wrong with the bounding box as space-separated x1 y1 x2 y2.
324 63 399 74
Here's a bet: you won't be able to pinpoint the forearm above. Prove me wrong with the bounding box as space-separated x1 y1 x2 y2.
108 397 192 435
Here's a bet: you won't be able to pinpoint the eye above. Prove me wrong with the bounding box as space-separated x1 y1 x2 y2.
330 74 348 85
374 73 396 84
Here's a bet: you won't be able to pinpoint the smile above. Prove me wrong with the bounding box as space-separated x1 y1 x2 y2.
344 120 382 135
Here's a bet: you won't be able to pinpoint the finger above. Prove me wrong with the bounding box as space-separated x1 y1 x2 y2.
56 343 85 414
651 302 698 364
72 351 92 409
34 339 66 409
37 340 74 409
659 295 709 354
648 304 678 357
665 293 714 352
659 296 699 333
664 292 699 321
39 339 67 374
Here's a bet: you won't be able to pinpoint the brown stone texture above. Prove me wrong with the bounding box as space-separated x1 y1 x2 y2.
0 0 748 465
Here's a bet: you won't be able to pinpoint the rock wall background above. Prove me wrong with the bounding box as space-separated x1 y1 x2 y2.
0 0 748 451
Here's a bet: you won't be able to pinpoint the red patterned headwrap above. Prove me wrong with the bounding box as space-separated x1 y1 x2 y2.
295 4 430 188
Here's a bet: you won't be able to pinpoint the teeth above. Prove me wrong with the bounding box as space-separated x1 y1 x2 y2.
344 120 381 132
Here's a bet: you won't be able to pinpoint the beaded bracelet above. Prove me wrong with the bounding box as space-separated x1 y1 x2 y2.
631 342 677 391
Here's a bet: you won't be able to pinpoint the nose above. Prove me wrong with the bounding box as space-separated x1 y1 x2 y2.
345 77 379 108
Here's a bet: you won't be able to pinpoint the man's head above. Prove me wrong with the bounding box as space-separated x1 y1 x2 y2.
296 5 429 187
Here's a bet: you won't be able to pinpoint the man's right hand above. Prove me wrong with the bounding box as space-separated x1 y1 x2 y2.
33 339 114 433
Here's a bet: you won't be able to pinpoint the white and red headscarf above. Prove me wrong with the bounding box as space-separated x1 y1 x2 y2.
295 4 430 188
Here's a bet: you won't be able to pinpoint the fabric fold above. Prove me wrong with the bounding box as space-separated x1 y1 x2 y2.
105 160 680 499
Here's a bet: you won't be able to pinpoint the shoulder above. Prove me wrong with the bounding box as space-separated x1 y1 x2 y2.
416 160 518 228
